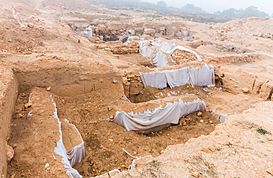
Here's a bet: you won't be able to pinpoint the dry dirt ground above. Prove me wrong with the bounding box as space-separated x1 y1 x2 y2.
0 0 273 178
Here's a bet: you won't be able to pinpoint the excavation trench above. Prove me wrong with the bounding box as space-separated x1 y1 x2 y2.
123 70 223 104
6 69 220 177
124 79 208 104
55 90 219 177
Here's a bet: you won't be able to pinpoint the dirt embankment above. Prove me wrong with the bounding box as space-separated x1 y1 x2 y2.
7 87 67 177
0 66 18 178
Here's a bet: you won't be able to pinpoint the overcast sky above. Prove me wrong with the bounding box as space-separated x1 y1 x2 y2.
143 0 273 14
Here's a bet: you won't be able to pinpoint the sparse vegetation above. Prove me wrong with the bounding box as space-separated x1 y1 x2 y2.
257 128 271 135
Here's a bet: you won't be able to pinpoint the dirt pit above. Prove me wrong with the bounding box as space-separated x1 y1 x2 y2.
123 73 219 104
76 111 218 177
54 90 219 177
8 78 219 177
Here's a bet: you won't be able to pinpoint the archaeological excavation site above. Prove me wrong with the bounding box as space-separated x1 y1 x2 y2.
1 0 273 178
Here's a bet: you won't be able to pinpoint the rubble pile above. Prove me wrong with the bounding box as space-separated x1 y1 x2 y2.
171 49 198 64
93 24 126 42
254 33 273 40
110 37 140 55
206 55 256 64
122 73 144 100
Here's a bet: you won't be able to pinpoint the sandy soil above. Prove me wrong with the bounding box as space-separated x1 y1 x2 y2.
116 101 273 178
54 86 219 177
0 66 18 177
8 88 67 177
0 0 273 177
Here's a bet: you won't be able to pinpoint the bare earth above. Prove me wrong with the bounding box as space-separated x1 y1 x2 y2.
0 0 273 178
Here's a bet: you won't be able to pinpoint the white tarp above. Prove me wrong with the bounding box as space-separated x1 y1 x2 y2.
66 132 85 167
152 51 169 68
78 25 93 38
140 64 215 89
165 67 190 88
140 70 167 89
114 99 205 132
50 95 83 178
188 64 215 86
152 39 177 52
139 39 157 59
139 38 203 67
12 7 25 28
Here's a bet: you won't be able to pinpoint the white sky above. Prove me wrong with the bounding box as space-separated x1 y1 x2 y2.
143 0 273 14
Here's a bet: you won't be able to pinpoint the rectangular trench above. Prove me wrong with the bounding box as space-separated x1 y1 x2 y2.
5 68 220 177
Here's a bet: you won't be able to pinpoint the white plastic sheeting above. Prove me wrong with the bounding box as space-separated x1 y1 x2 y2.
139 38 203 67
139 39 157 59
78 26 93 38
165 67 190 88
12 7 25 28
78 30 92 38
50 95 83 178
152 39 177 52
140 69 167 89
114 99 205 132
188 64 215 86
140 64 215 89
152 51 169 68
139 39 168 67
67 136 85 167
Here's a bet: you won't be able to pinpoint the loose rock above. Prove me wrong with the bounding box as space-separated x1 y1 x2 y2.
24 102 32 108
6 144 14 162
112 79 118 84
242 88 249 93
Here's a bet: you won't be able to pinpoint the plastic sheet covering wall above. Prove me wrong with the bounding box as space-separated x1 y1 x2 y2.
114 99 205 132
139 38 203 67
50 95 84 178
140 64 215 89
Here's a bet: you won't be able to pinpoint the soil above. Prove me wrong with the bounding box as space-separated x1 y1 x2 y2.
56 92 219 177
0 23 55 54
8 88 66 178
171 50 198 65
7 81 219 177
1 0 273 178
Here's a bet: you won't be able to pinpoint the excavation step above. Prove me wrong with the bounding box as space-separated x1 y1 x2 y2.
114 95 206 133
8 87 83 178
